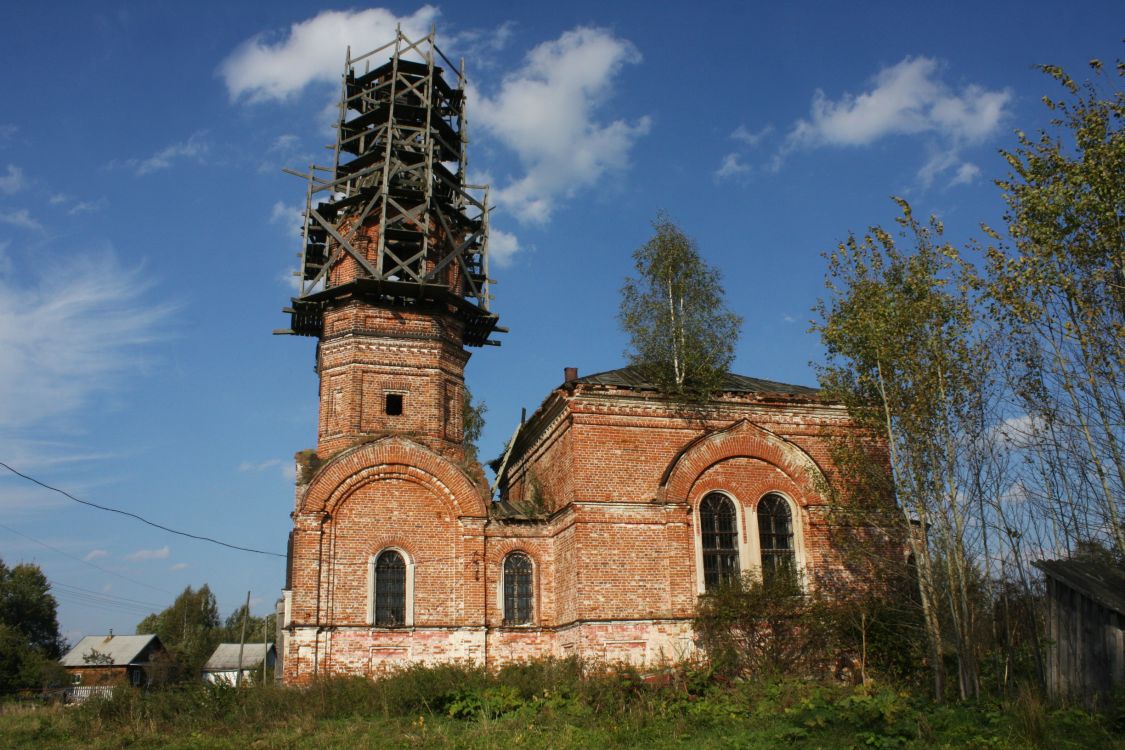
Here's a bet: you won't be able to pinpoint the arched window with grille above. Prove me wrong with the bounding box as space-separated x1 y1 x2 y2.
503 552 534 625
757 493 795 583
700 492 740 590
374 549 406 627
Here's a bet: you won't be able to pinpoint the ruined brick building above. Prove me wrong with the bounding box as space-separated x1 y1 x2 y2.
276 31 875 683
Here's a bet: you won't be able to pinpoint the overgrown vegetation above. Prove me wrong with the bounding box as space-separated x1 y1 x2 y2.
812 56 1124 703
1 660 1120 749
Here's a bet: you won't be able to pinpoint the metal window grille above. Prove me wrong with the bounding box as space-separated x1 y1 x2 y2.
757 493 795 582
700 493 740 590
374 550 406 626
503 552 533 625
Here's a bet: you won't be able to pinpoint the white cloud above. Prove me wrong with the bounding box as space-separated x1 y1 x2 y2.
270 134 300 153
474 27 650 224
949 162 981 186
715 153 751 180
0 208 42 231
240 457 295 482
787 57 1009 149
0 251 175 429
84 549 108 561
270 200 305 236
68 198 108 215
488 227 520 267
125 546 169 561
220 7 440 102
731 125 771 147
917 150 959 188
170 562 189 571
995 413 1045 449
449 21 516 67
239 458 282 472
781 314 797 324
778 57 1010 186
128 132 209 176
0 165 24 194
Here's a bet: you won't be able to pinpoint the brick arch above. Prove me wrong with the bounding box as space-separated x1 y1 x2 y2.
488 541 540 567
659 419 828 504
300 437 489 518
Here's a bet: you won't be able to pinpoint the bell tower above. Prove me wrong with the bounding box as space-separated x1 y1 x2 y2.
276 29 502 461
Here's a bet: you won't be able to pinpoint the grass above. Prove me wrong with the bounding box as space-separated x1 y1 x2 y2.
2 661 1121 749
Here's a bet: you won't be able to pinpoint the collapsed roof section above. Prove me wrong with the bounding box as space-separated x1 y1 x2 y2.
277 28 502 347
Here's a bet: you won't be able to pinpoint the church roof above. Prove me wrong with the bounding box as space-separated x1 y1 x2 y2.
572 366 819 396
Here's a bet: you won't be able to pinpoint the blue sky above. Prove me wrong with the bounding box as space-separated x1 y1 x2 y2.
1 2 1120 642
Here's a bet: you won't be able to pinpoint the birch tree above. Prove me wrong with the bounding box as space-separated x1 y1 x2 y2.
984 59 1125 557
619 215 742 399
815 201 988 700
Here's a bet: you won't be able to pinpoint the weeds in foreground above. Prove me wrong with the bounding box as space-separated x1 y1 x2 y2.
1 660 1121 749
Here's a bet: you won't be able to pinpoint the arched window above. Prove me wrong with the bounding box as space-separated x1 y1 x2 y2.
374 550 406 626
700 492 740 590
757 493 795 583
503 552 534 625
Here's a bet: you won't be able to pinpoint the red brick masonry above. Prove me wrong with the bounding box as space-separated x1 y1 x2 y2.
282 304 885 682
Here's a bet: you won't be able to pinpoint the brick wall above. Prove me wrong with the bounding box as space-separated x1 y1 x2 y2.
283 324 894 683
316 304 470 460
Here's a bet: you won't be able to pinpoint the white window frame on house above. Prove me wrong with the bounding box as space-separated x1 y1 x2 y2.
746 491 806 585
693 490 750 595
367 547 415 627
498 550 536 626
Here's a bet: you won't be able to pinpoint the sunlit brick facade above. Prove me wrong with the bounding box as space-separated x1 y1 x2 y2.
281 350 874 682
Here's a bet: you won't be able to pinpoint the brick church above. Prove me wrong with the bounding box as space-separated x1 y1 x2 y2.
276 31 873 683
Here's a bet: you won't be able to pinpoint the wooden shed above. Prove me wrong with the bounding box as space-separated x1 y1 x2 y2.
1035 558 1125 705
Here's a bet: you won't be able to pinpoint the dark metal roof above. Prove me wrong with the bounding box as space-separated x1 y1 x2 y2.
1034 558 1125 614
573 366 819 396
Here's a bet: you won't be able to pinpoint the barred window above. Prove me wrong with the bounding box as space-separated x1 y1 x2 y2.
700 492 740 590
374 550 406 626
757 493 795 583
503 552 534 625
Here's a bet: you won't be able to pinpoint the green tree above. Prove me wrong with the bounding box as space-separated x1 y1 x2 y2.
0 559 66 692
221 603 277 644
815 201 989 701
984 58 1125 557
136 584 221 680
619 215 742 399
462 387 486 462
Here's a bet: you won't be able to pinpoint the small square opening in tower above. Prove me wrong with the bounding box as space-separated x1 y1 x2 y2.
385 393 404 416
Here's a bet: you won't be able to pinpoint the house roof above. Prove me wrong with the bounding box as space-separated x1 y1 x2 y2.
202 643 275 671
572 366 819 396
60 634 161 667
1034 558 1125 614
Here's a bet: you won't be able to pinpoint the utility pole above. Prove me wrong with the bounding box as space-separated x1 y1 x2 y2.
261 617 267 686
235 590 250 688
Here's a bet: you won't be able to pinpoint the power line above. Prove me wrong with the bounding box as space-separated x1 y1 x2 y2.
0 461 285 559
50 588 160 619
50 580 167 611
0 522 174 596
